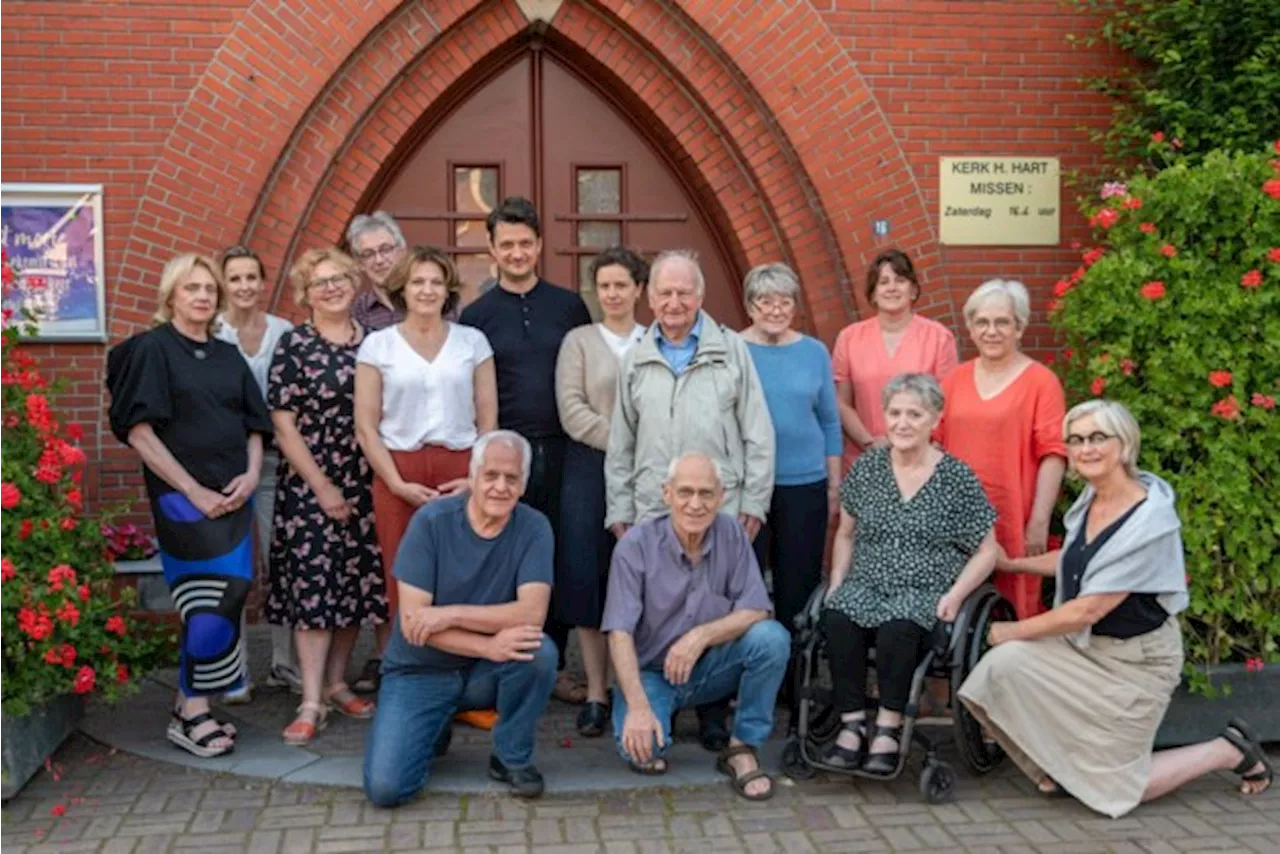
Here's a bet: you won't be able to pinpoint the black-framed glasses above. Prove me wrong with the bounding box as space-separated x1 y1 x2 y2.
1065 431 1118 448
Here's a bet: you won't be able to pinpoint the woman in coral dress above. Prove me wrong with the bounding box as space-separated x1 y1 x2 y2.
832 249 958 475
939 279 1067 619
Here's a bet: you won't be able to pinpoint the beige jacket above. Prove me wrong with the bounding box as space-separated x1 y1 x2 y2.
555 324 623 451
605 313 775 527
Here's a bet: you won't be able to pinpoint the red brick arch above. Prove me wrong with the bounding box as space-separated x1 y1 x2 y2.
117 0 943 344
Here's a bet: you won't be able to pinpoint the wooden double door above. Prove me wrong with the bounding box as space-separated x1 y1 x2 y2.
372 46 746 326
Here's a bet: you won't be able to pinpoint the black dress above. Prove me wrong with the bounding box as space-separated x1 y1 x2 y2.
106 323 273 697
263 323 387 630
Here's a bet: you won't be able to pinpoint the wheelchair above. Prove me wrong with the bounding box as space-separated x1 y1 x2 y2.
780 583 1014 803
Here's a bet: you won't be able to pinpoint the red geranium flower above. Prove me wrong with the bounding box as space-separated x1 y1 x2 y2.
1208 371 1233 388
1264 179 1280 200
1121 358 1135 376
1140 281 1167 300
1151 131 1165 143
1211 395 1241 420
0 482 20 509
0 557 14 582
116 664 130 684
1122 197 1143 210
45 644 77 668
1160 243 1177 258
78 583 91 602
72 666 96 695
18 519 33 540
1252 393 1276 410
55 601 81 627
1082 247 1105 267
1269 248 1280 263
47 564 77 591
59 517 77 532
18 606 53 641
66 488 83 510
66 422 83 441
1241 269 1263 288
1091 377 1106 396
1089 208 1119 229
105 615 127 636
1139 222 1157 234
1053 279 1072 298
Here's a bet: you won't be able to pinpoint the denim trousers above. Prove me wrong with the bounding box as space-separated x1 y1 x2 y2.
610 620 790 761
363 637 557 807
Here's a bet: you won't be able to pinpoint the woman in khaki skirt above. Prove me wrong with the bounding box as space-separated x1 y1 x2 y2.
958 399 1272 818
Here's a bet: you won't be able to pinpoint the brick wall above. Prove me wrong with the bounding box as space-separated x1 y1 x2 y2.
2 0 1122 525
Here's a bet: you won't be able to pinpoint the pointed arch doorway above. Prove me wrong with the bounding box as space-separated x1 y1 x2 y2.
368 41 748 327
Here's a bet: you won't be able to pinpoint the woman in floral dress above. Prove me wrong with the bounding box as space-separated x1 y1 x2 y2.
265 247 388 746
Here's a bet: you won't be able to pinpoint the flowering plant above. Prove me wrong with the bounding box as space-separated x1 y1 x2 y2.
1 250 172 717
1051 144 1280 681
100 523 158 562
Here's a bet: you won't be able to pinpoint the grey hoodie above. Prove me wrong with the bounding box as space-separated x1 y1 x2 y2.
1055 470 1189 646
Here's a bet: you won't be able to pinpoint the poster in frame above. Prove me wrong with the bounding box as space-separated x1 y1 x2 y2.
1 183 108 342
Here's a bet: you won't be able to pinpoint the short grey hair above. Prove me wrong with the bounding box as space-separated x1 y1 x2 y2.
881 372 944 415
346 210 406 251
469 430 533 486
1064 399 1142 478
742 262 800 311
649 249 705 296
663 452 724 488
964 278 1031 330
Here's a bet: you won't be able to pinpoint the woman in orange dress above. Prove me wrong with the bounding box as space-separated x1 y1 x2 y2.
938 279 1066 619
832 249 958 475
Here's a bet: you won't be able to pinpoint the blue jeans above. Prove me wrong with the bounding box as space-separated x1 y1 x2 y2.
611 620 790 761
363 636 557 808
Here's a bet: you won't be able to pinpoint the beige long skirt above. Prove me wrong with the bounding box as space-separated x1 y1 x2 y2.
958 618 1183 818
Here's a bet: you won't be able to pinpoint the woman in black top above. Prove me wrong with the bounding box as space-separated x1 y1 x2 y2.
958 399 1271 818
106 253 273 759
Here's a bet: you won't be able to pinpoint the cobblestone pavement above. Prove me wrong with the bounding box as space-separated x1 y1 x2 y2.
2 734 1277 854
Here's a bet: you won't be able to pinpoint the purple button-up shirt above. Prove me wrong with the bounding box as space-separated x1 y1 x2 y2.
601 512 773 670
351 289 403 332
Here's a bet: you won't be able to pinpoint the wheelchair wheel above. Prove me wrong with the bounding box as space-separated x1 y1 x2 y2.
781 737 817 780
951 591 1016 775
919 759 956 804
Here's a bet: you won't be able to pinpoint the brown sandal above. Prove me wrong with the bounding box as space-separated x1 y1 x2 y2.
552 672 588 705
283 701 328 746
715 744 775 801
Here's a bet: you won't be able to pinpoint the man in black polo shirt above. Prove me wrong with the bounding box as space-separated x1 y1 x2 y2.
460 196 592 704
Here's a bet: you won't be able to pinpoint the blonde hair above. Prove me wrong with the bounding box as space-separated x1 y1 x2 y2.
153 253 224 330
1064 398 1142 478
289 246 360 308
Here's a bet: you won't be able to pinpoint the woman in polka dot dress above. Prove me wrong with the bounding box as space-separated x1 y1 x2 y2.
821 373 999 776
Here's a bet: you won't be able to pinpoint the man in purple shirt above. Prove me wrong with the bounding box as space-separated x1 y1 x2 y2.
602 453 790 801
347 210 407 334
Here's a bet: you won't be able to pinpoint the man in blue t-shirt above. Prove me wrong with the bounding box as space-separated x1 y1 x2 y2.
362 431 557 806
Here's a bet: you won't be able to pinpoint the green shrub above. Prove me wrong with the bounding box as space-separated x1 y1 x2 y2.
1050 145 1280 679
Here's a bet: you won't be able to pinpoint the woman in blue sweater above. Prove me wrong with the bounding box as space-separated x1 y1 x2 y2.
741 263 842 651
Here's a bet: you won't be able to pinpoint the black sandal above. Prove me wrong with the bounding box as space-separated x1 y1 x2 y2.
716 744 775 801
1222 717 1274 796
576 701 609 738
167 708 235 758
628 757 668 775
822 717 867 769
173 704 236 739
862 724 903 776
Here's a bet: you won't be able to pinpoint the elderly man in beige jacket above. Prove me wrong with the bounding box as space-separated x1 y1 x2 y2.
604 249 775 749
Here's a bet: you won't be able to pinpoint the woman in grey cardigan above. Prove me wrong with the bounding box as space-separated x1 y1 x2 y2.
555 247 648 736
959 399 1272 818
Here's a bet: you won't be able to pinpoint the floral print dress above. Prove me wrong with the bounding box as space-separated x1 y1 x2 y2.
264 323 387 630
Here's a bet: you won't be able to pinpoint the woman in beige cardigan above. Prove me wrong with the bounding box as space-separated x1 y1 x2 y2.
555 246 648 737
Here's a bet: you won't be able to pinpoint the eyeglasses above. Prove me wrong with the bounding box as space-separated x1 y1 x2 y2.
971 317 1017 332
1065 431 1118 448
752 296 796 313
356 244 400 262
308 273 352 293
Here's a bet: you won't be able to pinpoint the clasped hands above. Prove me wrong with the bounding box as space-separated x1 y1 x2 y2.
187 469 258 519
401 604 544 663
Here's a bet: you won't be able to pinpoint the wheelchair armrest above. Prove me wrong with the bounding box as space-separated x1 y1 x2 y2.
792 584 827 634
931 620 953 660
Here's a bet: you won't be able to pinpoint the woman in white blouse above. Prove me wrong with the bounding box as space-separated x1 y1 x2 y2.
354 246 498 671
215 245 300 701
554 246 648 737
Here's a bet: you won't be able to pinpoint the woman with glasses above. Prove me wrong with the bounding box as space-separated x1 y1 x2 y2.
355 246 497 679
739 263 842 654
265 247 388 745
214 245 300 702
832 249 958 475
937 279 1066 620
959 399 1272 816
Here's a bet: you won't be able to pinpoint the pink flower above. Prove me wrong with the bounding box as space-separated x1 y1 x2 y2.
1121 358 1135 376
1099 181 1128 199
1211 395 1241 420
1160 243 1177 258
1140 281 1167 300
1241 269 1263 289
1208 371 1233 388
1245 657 1265 673
1252 393 1276 410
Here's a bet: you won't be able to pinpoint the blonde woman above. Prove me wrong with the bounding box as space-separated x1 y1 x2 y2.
106 254 273 758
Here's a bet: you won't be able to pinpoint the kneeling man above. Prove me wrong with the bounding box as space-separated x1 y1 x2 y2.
363 431 556 807
602 453 790 800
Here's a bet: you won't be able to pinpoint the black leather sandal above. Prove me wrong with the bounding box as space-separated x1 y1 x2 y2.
167 708 235 758
576 701 609 737
862 723 903 776
715 744 775 801
822 717 867 769
1222 717 1273 796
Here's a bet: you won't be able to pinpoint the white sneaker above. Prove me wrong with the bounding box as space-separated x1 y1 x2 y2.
221 683 253 705
264 663 303 695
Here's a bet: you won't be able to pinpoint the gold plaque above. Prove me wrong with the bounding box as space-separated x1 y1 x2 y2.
939 157 1061 246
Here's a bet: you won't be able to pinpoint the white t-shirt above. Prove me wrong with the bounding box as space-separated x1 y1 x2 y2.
597 322 646 359
356 322 494 452
214 313 293 400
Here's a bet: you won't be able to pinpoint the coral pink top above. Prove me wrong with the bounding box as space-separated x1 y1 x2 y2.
939 359 1067 619
831 314 958 473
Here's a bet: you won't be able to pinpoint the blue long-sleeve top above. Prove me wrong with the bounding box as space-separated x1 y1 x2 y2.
746 335 842 486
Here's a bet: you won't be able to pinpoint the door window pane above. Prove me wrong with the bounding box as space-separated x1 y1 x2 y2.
576 221 621 250
576 168 621 214
454 166 498 248
454 253 496 299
